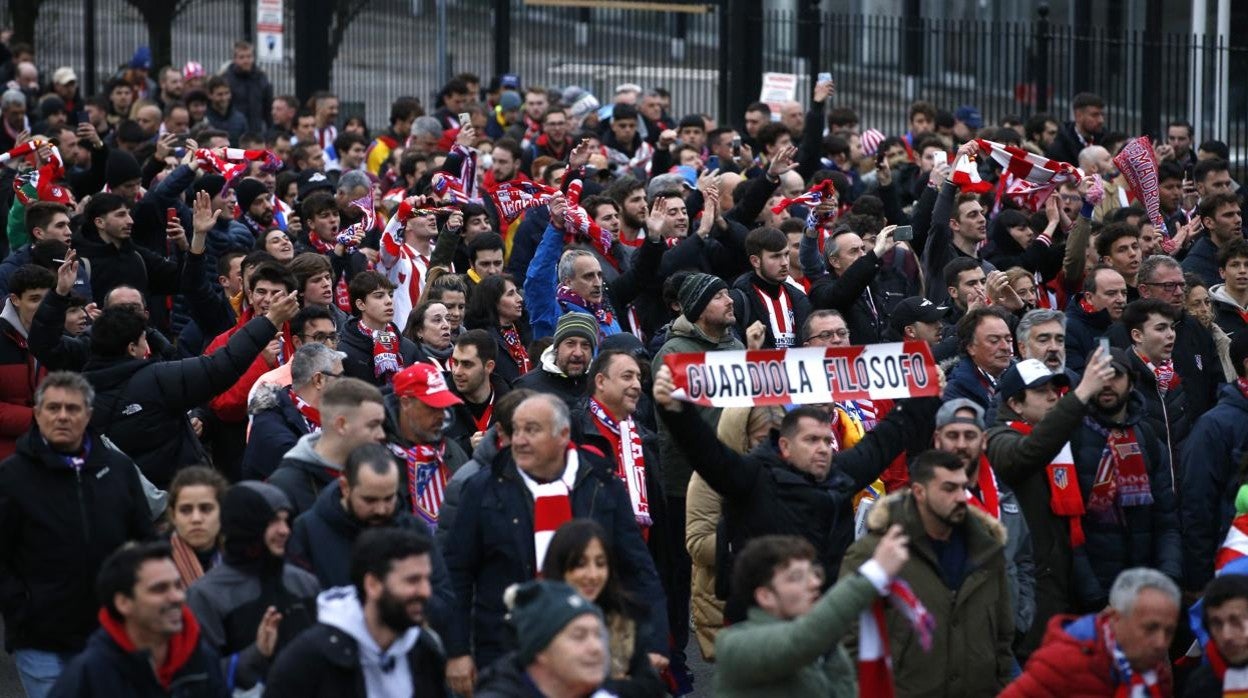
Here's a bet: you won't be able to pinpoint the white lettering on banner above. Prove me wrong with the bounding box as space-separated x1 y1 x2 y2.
665 343 939 408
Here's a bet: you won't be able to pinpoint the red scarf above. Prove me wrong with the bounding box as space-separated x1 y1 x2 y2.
587 398 652 527
307 234 354 312
357 321 404 383
1238 377 1248 401
97 606 201 691
402 441 448 525
290 389 321 432
500 325 531 373
1084 418 1153 522
1079 294 1099 315
966 455 1001 519
1137 350 1178 395
1007 421 1086 547
469 393 495 433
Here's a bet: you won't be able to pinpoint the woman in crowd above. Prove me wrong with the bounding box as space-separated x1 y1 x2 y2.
541 519 666 698
404 299 454 370
1185 272 1235 379
424 273 469 338
464 273 531 384
167 465 229 587
257 228 296 264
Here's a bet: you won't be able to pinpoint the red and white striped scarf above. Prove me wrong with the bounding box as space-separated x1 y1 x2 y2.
754 282 794 348
858 577 936 697
1136 350 1177 395
519 445 579 571
403 441 448 525
377 199 429 329
306 233 354 313
954 139 1084 202
587 398 651 527
289 389 321 432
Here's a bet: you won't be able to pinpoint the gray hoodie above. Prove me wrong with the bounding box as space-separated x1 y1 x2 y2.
317 585 421 698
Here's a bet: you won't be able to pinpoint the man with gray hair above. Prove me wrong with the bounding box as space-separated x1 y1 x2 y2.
1107 253 1225 416
408 115 444 157
0 88 29 152
1016 308 1070 375
1003 567 1179 695
442 392 668 694
0 370 154 696
242 337 345 480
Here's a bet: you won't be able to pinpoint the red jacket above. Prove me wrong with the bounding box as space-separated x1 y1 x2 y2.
1001 613 1174 697
0 317 42 460
204 311 294 423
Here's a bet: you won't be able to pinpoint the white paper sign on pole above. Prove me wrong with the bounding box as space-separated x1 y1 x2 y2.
759 72 797 122
257 0 284 63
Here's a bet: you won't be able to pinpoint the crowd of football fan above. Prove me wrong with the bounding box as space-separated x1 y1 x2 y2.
2 31 1248 698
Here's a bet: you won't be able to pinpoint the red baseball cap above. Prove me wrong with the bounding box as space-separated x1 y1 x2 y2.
393 363 462 408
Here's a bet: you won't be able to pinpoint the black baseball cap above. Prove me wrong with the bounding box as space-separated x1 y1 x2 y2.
888 297 948 337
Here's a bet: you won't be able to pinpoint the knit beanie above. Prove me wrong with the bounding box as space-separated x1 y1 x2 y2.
105 150 142 189
679 273 728 323
234 177 269 211
191 173 227 201
505 580 603 664
554 312 598 352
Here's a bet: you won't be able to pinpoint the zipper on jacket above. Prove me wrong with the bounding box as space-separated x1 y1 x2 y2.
75 468 91 547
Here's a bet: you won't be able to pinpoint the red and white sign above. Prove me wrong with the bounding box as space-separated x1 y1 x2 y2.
256 0 284 63
759 72 797 122
663 342 940 408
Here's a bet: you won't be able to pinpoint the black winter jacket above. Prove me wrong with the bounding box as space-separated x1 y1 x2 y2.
241 384 310 481
444 445 667 667
1070 393 1182 610
338 317 420 389
658 395 941 613
1063 293 1115 374
49 618 228 698
0 427 154 653
82 315 277 488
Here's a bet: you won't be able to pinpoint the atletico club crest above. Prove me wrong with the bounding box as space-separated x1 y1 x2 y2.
1053 466 1069 490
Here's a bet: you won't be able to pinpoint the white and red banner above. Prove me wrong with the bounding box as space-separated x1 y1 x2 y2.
1113 136 1165 231
663 342 940 408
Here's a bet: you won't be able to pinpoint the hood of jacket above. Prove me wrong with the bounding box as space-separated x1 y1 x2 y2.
0 298 27 339
317 585 422 670
1210 283 1248 312
249 380 294 415
667 314 739 350
474 652 540 697
471 425 502 463
83 355 152 389
865 491 1007 556
285 432 335 470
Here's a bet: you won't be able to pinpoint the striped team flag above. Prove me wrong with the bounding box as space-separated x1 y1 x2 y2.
335 194 375 248
1215 513 1248 571
431 171 473 205
858 578 935 698
953 139 1085 205
858 602 895 698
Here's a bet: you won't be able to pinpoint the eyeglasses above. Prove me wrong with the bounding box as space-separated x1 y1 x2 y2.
305 332 340 344
1143 281 1186 292
806 329 850 343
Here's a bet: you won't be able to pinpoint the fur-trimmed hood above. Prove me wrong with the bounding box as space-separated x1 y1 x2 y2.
864 490 1008 548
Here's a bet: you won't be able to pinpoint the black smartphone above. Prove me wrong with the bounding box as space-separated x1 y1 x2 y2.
893 225 914 242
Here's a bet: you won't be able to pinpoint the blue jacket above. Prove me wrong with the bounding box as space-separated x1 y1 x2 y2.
444 445 668 666
524 221 622 341
1180 383 1248 591
1064 294 1114 374
0 244 91 297
240 383 308 481
1071 392 1181 609
943 356 1005 425
1181 235 1221 288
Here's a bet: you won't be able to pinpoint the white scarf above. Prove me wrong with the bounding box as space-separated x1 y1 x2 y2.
518 447 579 570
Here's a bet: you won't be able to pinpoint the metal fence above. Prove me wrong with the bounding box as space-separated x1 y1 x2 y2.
11 1 1248 173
